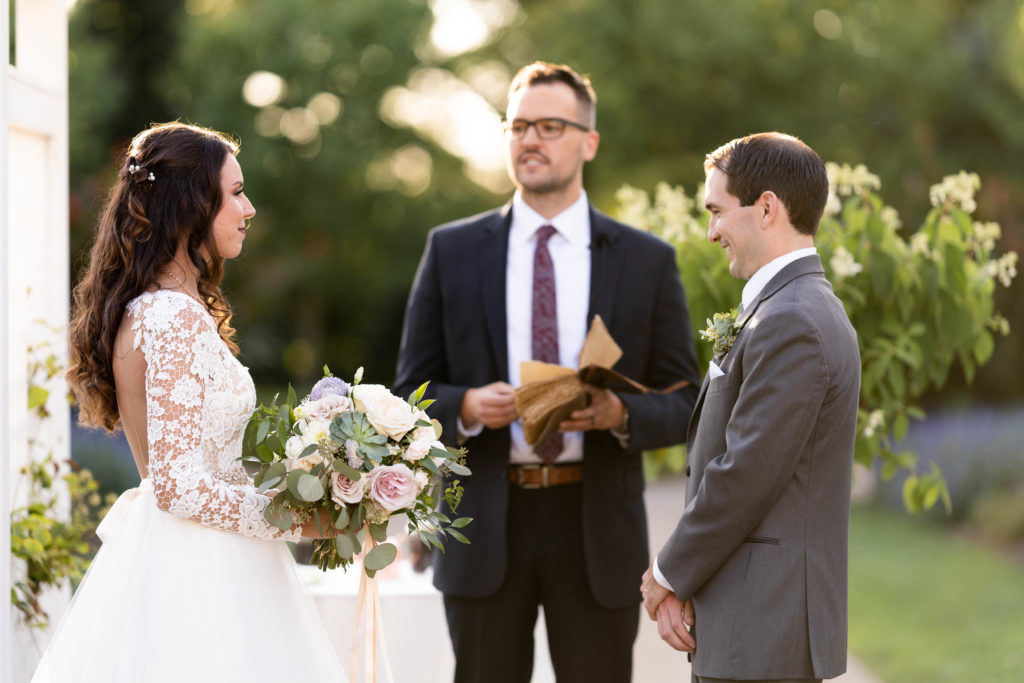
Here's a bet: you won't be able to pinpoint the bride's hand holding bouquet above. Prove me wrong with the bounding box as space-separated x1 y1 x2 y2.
243 367 472 576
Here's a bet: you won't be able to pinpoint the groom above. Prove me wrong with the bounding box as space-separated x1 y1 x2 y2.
395 62 700 681
641 132 861 683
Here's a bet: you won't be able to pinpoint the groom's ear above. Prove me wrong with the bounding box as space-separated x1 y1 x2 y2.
757 190 789 230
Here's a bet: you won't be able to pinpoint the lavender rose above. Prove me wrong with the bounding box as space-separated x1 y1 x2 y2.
311 376 350 401
367 464 419 512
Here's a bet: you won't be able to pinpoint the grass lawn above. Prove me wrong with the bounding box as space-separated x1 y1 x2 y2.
849 506 1024 682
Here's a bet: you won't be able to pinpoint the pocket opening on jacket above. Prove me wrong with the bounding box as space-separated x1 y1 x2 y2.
743 535 780 545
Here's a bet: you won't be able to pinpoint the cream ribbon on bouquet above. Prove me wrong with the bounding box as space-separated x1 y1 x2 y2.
349 531 396 683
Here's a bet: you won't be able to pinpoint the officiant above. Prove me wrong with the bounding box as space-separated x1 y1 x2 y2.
394 61 700 682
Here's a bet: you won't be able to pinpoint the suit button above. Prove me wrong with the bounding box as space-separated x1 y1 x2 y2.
685 465 691 477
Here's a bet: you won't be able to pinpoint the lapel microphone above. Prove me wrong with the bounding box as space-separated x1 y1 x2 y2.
592 231 609 289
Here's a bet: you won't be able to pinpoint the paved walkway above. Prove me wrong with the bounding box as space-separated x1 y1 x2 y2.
638 475 882 682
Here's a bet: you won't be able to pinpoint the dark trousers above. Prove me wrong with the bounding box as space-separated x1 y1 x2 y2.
695 678 822 683
443 483 639 683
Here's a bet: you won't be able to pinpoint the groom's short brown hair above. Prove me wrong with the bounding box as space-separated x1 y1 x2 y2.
705 132 828 236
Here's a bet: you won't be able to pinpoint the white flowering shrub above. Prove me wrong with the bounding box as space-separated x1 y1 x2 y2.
618 165 1017 513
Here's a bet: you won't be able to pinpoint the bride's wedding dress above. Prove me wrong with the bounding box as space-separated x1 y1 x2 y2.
31 290 348 682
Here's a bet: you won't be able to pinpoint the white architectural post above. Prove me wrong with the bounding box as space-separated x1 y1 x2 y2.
1 0 13 680
4 0 69 680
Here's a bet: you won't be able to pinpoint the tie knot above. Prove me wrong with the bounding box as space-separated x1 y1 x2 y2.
536 224 557 246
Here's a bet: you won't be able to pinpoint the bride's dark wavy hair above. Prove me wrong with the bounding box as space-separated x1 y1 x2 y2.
68 122 242 431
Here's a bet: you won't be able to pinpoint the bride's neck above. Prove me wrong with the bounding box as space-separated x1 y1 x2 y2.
157 244 203 297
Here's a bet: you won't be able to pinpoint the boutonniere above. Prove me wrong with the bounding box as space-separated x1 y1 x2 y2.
699 309 742 358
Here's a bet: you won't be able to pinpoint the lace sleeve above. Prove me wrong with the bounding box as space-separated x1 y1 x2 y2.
134 294 301 541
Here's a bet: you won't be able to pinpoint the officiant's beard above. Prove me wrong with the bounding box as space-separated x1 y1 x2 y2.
511 155 583 199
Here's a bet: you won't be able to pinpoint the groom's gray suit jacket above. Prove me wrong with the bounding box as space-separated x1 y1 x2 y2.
659 255 860 680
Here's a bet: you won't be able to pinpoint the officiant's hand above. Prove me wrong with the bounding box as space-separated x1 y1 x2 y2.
561 385 625 432
656 596 695 653
461 381 518 430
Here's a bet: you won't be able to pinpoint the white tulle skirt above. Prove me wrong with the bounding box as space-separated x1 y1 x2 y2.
31 479 349 683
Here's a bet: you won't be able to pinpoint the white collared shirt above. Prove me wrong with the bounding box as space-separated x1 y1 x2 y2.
740 247 818 311
652 246 819 592
505 191 592 464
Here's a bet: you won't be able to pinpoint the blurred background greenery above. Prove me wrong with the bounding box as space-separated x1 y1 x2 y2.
67 0 1024 399
64 2 1024 678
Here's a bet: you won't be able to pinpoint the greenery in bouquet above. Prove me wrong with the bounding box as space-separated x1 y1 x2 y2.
242 367 471 576
617 164 1017 513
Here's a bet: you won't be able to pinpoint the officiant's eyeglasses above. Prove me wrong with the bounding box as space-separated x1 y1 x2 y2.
503 117 590 139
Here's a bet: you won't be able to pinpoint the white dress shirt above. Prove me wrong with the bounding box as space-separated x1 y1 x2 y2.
653 246 818 591
458 190 593 464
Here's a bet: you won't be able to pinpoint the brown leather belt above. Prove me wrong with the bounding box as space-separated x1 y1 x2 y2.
508 464 583 489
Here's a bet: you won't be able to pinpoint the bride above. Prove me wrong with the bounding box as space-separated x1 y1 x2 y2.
32 122 348 682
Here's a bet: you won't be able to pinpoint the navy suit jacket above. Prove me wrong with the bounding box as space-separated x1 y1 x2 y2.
395 203 700 608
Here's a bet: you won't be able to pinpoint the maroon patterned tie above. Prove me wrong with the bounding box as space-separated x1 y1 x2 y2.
532 225 563 464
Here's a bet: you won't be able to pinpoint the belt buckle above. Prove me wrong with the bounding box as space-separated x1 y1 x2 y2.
516 464 549 489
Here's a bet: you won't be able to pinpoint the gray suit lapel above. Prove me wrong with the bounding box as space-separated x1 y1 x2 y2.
685 255 826 444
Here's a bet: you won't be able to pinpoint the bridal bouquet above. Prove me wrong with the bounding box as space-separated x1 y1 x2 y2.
242 367 471 577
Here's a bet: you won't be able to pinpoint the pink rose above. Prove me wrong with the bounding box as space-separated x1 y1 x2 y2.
367 464 419 512
331 471 366 505
300 394 353 421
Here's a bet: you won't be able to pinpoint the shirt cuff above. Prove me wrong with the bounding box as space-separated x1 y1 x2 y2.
456 416 484 444
653 557 674 592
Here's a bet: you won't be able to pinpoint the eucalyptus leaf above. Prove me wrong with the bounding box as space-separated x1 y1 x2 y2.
332 459 361 480
291 472 324 502
335 533 356 560
265 461 287 481
350 503 365 530
364 543 398 571
448 462 471 476
263 504 293 532
369 522 388 543
334 506 350 529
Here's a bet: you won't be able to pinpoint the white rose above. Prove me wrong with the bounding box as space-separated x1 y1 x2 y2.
367 464 419 512
410 424 438 444
302 394 354 422
331 471 366 505
289 453 321 472
285 435 304 458
405 438 433 462
364 393 418 441
299 417 331 444
414 470 429 491
350 384 393 412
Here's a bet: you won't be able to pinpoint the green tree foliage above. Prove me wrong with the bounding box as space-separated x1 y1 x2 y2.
68 0 500 389
469 0 1024 401
68 0 1024 404
618 164 1017 511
